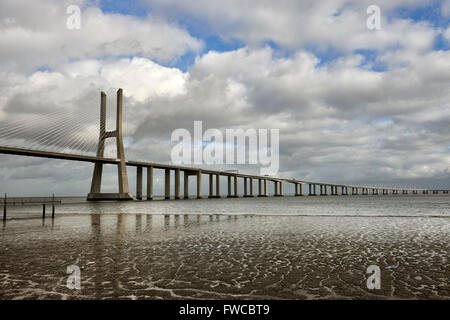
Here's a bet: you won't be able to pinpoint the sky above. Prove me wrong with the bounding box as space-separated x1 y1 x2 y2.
0 0 449 196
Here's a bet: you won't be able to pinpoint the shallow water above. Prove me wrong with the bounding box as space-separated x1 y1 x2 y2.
0 195 449 299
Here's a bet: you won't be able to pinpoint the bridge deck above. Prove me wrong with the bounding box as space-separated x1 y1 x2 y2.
0 146 435 192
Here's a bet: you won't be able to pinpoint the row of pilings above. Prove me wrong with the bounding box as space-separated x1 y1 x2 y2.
132 166 448 200
2 193 58 220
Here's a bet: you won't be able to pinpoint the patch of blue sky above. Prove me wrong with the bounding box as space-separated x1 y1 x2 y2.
433 33 450 51
304 44 345 67
162 35 245 72
353 49 388 72
96 0 149 17
390 1 449 28
262 40 298 61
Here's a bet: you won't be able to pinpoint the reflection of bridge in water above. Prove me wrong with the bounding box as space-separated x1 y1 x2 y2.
0 89 448 199
90 213 245 236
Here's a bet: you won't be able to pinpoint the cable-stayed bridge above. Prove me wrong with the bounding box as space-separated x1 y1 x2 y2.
0 89 447 200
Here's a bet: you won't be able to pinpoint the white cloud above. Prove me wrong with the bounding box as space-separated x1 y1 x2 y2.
147 0 436 53
0 0 203 73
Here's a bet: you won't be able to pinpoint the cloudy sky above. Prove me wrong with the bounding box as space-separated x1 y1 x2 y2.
0 0 449 196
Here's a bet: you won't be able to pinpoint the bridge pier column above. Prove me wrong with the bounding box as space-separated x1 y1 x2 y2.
309 184 317 196
264 179 268 197
197 170 202 199
249 178 254 197
216 174 220 198
244 178 248 197
208 174 214 198
175 168 180 199
165 169 171 200
258 179 262 197
274 181 279 196
136 166 143 200
234 176 238 197
147 166 153 200
184 171 189 199
331 186 336 195
227 176 233 198
320 185 327 196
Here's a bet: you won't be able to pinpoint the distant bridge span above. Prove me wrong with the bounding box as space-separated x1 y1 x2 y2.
1 144 447 199
0 89 448 200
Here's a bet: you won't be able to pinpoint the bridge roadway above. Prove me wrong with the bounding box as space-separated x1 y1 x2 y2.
1 145 448 197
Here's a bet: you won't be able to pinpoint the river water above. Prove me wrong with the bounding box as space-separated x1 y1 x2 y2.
0 195 449 299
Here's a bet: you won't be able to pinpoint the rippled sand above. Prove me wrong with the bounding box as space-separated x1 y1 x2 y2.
1 209 449 299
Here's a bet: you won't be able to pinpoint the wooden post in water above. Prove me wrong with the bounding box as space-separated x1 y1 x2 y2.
52 193 55 219
42 204 46 219
3 193 6 221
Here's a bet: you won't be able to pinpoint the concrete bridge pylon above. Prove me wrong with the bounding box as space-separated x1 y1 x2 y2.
87 89 133 200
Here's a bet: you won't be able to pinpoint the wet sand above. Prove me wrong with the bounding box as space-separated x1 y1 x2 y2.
0 211 449 299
